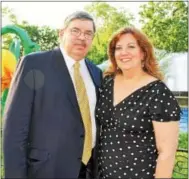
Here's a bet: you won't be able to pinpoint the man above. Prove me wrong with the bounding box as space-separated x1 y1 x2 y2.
3 11 102 178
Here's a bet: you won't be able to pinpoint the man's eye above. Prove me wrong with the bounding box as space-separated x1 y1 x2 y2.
72 29 79 32
86 32 93 36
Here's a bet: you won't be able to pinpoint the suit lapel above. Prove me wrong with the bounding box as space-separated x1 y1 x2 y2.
85 60 101 174
52 48 81 117
85 59 100 99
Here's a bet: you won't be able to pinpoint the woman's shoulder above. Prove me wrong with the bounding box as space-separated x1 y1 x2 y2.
143 75 165 90
148 79 178 101
153 79 172 92
142 75 174 96
103 74 114 84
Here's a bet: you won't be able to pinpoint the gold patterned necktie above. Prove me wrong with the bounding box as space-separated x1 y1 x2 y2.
73 62 92 165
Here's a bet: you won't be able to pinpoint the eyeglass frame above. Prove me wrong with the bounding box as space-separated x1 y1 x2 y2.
69 28 95 40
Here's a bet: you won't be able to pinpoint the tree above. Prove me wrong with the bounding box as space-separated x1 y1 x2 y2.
2 6 58 53
18 23 58 52
139 1 188 52
2 6 18 24
2 6 18 49
84 2 134 64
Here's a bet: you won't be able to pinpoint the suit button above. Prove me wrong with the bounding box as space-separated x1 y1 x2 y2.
80 134 84 138
78 157 81 160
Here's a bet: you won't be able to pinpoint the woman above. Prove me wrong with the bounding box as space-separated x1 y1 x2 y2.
96 27 181 179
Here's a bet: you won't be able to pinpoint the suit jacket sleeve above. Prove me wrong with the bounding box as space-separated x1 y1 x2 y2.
3 55 35 178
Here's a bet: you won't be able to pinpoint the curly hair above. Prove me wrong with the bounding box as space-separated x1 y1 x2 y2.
104 27 163 80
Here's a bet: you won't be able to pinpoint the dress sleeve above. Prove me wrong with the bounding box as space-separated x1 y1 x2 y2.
149 85 182 122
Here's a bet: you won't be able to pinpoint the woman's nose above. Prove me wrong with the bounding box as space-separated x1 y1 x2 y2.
121 48 129 54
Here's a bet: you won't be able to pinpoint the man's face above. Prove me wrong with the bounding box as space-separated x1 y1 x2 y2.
59 19 94 61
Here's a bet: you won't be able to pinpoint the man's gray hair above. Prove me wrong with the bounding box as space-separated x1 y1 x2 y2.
64 11 96 32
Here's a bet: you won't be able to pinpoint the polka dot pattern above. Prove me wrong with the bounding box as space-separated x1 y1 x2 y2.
96 75 181 179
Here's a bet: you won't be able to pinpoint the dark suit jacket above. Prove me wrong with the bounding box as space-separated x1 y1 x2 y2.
3 48 102 178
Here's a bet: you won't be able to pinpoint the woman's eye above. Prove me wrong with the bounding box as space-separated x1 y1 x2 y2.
115 47 122 50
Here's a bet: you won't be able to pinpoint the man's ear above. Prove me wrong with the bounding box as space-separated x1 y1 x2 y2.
59 28 65 37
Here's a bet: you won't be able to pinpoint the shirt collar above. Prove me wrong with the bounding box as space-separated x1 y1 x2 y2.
59 46 85 71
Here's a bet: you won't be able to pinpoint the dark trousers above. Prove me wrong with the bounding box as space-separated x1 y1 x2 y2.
78 157 93 179
78 162 87 179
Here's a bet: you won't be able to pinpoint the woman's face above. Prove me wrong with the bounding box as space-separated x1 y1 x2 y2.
114 33 144 72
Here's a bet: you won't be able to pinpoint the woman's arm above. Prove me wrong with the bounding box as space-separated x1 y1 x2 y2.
152 121 179 178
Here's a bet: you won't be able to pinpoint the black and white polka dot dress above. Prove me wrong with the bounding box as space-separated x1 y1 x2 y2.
96 75 181 179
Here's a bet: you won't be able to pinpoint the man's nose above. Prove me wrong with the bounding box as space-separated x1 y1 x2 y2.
78 32 85 40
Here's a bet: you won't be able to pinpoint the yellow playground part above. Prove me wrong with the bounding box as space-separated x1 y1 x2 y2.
1 49 17 92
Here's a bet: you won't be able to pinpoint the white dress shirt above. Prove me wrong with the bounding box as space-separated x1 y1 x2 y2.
60 47 97 148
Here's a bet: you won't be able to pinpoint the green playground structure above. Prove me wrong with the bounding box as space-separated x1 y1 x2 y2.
1 25 40 115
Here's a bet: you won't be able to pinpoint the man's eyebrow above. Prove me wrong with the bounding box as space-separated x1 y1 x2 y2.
85 30 94 33
71 27 93 33
71 27 79 30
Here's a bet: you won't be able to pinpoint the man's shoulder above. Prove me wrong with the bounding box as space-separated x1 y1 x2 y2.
22 48 58 65
18 49 58 70
25 49 54 59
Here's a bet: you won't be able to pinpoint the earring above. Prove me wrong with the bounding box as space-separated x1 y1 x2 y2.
116 66 121 73
142 61 145 68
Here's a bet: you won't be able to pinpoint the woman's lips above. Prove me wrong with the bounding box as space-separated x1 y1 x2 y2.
120 58 131 62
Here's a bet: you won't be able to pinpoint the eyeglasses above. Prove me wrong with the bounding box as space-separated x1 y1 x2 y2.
70 28 94 40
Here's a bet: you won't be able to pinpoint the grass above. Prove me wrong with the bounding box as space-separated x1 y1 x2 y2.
173 151 188 178
178 132 188 149
173 132 188 178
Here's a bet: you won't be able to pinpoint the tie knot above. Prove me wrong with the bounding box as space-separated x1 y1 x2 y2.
74 62 80 70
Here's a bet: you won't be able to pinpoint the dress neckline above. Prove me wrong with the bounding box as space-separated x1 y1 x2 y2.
112 79 161 108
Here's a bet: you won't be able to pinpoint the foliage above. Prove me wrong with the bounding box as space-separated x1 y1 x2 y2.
139 1 188 52
2 7 18 50
173 151 188 178
85 2 134 64
178 132 188 149
173 132 188 178
2 6 58 53
2 6 18 24
18 23 58 52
